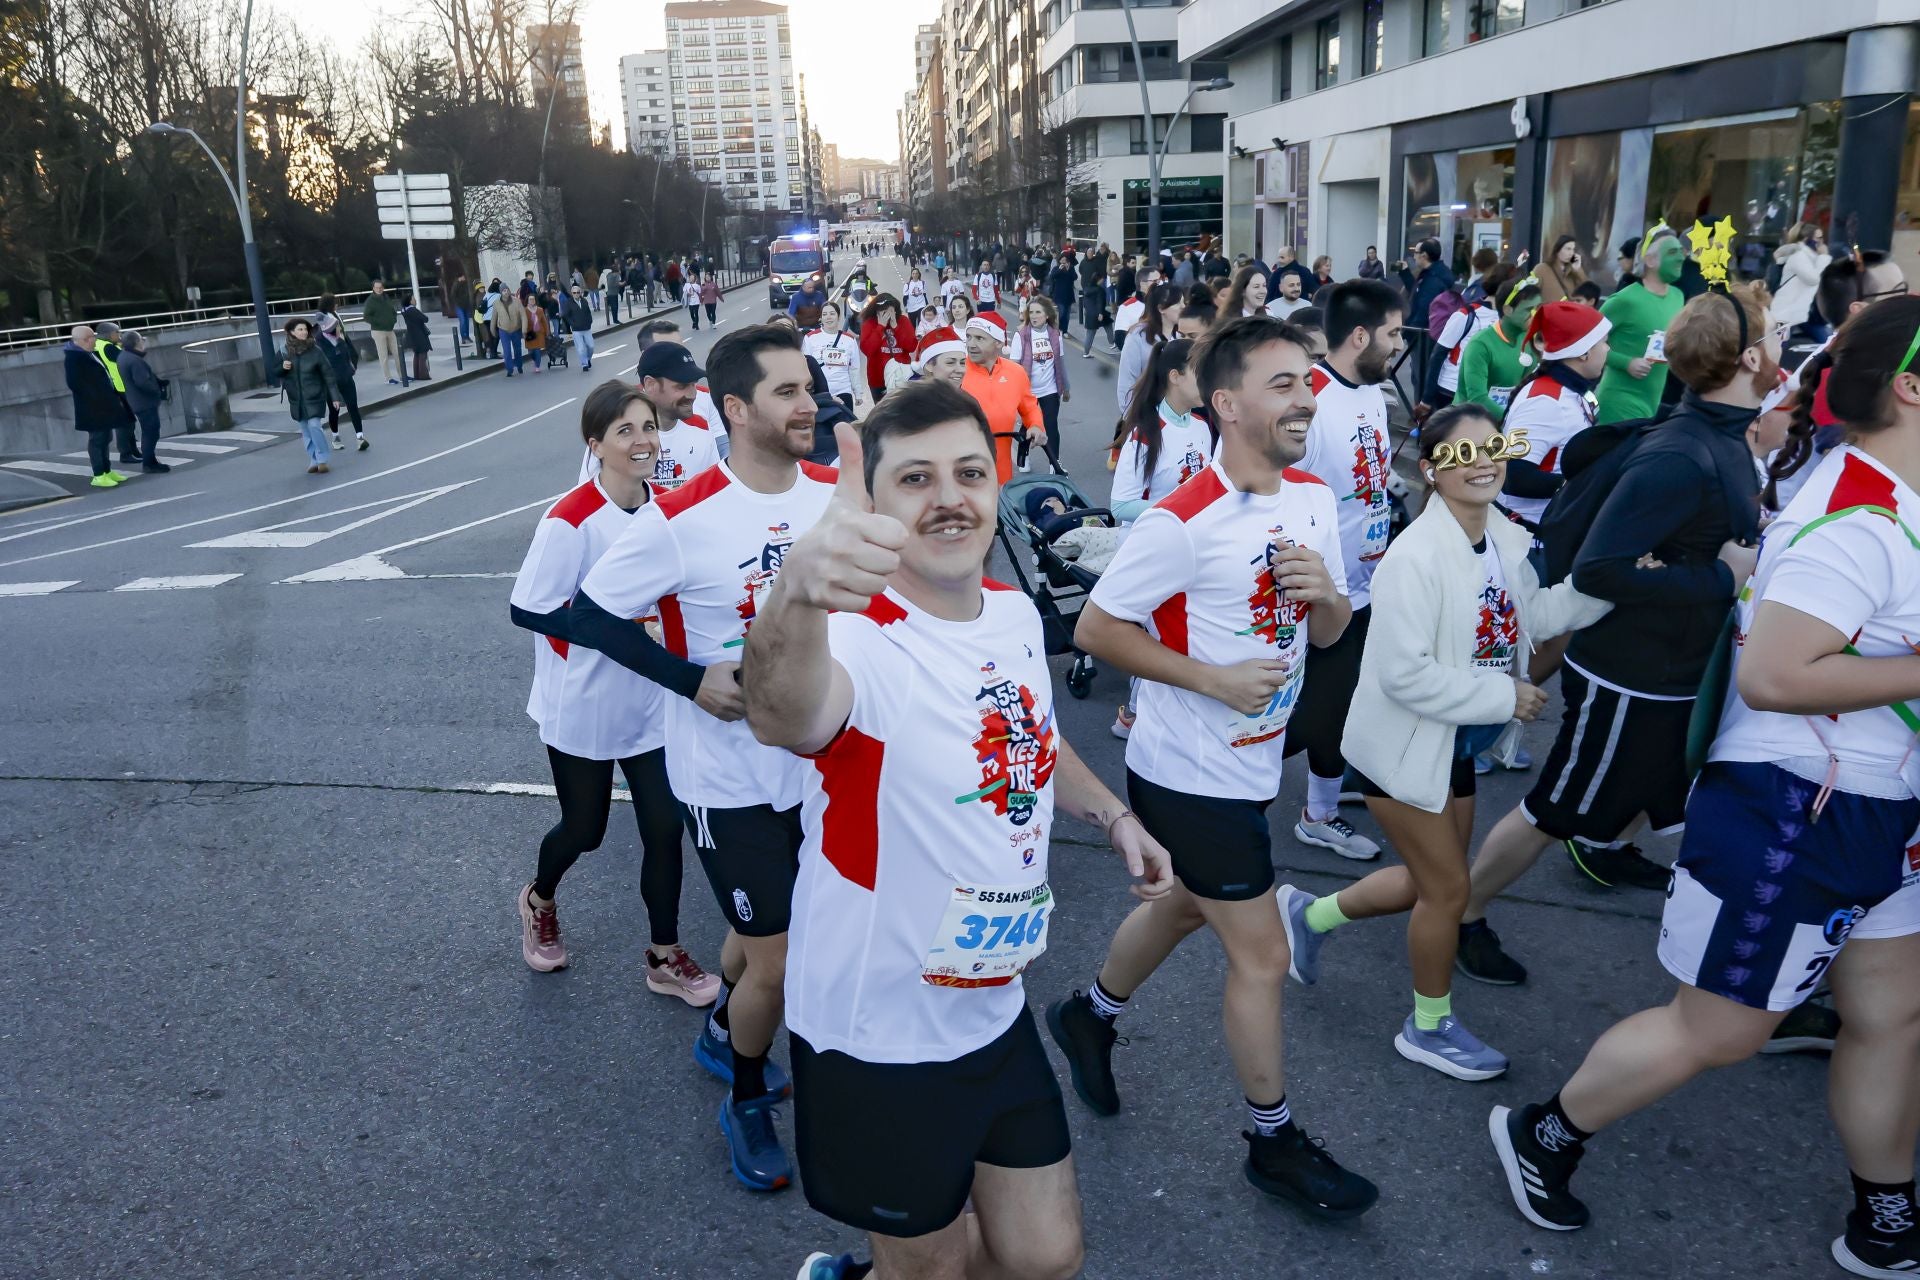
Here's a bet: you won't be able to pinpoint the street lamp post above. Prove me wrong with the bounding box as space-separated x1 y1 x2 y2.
148 0 274 379
1116 0 1230 261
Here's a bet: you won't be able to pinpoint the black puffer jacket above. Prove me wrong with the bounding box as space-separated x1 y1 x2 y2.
277 338 341 421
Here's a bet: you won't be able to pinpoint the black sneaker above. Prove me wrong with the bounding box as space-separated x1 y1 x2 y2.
1457 920 1528 986
1834 1204 1920 1277
1564 840 1671 891
1489 1104 1589 1231
1761 997 1840 1055
1242 1126 1379 1219
1046 991 1121 1117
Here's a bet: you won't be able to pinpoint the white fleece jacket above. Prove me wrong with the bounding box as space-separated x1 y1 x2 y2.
1341 495 1611 812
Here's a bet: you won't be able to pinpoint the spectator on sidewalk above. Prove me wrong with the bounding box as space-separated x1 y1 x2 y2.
525 291 551 371
401 295 433 380
63 325 128 487
493 288 526 375
451 272 471 344
1358 246 1386 279
316 312 368 451
115 330 170 474
562 285 595 372
92 321 138 465
276 317 343 475
363 280 402 385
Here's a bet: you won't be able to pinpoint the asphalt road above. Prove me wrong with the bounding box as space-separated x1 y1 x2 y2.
1 254 1846 1279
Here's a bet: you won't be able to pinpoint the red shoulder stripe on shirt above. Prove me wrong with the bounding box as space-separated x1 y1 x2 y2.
1523 377 1565 401
1828 451 1899 516
682 414 710 432
548 481 608 528
983 578 1018 592
1308 367 1332 398
1152 592 1190 656
1282 467 1326 487
861 593 907 625
812 726 884 892
799 460 839 484
1155 467 1228 522
656 464 729 517
657 594 689 657
546 635 570 659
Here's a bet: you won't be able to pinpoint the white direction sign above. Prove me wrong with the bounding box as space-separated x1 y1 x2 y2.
373 172 451 191
381 223 454 240
378 204 451 224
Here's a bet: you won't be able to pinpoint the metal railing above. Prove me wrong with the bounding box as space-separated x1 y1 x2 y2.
0 287 436 355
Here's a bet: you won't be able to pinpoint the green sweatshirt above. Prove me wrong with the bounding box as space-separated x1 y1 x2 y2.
362 293 398 332
1456 318 1531 421
1595 281 1684 424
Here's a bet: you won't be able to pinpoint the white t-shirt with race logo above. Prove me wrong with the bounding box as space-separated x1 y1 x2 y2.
1111 403 1212 518
651 420 720 490
1713 446 1920 796
579 461 839 810
787 584 1057 1064
1470 541 1520 672
974 273 999 306
1499 372 1596 528
1436 304 1497 393
1300 362 1392 608
510 479 667 760
1092 461 1347 801
941 278 968 307
1027 329 1060 397
803 329 859 399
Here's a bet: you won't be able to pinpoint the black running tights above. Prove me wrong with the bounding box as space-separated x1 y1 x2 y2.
535 745 683 946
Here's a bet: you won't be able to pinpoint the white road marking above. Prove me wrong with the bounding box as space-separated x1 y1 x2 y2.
0 400 575 569
3 460 95 477
187 480 480 549
201 430 279 442
60 451 197 466
279 492 561 583
467 781 631 801
143 440 239 454
0 492 206 546
0 580 80 596
115 573 244 592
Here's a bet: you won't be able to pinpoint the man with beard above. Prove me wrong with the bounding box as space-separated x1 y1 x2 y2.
745 381 1174 1280
1287 279 1405 862
1046 316 1378 1222
567 324 838 1194
1459 286 1772 986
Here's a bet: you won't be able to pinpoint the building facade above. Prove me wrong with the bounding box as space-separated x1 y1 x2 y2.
904 23 950 214
620 51 674 157
528 22 589 144
665 0 806 215
1180 0 1920 292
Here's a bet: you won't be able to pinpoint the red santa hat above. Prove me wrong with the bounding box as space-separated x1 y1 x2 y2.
965 312 1007 342
915 325 965 369
1522 301 1611 362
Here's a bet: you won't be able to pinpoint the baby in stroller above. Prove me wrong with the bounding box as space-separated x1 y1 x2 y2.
1022 482 1124 576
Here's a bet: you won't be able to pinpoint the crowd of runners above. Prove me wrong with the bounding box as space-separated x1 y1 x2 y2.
504 238 1920 1279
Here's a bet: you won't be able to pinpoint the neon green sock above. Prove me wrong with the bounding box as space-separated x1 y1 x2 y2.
1303 894 1350 935
1413 991 1453 1031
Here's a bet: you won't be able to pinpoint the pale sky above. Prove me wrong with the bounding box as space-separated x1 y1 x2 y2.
276 0 935 163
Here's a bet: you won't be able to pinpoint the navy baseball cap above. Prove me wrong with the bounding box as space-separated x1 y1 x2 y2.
637 343 704 383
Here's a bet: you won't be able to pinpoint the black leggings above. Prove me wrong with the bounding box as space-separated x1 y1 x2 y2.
327 378 364 434
1282 603 1371 779
535 745 685 946
1017 391 1062 471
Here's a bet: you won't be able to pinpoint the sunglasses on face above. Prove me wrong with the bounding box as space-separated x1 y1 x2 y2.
1430 429 1533 471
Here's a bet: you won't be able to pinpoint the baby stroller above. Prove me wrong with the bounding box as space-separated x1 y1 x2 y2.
995 472 1117 699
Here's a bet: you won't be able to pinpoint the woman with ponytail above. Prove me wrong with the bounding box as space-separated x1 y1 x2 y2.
1488 295 1920 1279
1109 338 1208 524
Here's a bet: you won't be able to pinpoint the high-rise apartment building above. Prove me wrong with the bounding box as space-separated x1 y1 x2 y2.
620 51 674 157
666 0 805 215
528 22 589 144
903 23 948 209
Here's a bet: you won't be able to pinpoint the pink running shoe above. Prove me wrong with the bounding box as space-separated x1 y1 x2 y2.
518 883 568 972
646 947 721 1006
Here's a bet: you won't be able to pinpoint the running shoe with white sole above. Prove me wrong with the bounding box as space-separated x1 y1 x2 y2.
1275 883 1327 986
1394 1013 1509 1081
1489 1103 1589 1231
1293 811 1381 861
516 883 567 972
646 948 721 1006
1833 1203 1920 1277
1110 705 1134 740
1761 997 1840 1054
692 1026 793 1100
719 1093 792 1192
1242 1126 1379 1219
796 1253 870 1280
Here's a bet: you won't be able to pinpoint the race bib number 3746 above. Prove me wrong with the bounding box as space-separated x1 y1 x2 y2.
923 882 1051 988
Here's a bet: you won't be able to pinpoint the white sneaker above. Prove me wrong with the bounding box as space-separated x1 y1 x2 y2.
1110 705 1134 740
329 433 345 450
1293 810 1381 861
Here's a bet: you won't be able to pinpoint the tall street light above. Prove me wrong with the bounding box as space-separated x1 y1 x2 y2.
148 0 272 378
1116 0 1230 261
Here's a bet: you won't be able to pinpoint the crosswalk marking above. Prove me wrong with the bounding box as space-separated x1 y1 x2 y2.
4 460 95 477
188 480 479 550
142 440 238 454
115 573 244 592
62 451 196 467
201 430 280 442
0 580 79 596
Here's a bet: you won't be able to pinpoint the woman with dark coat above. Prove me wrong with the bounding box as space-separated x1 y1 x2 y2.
276 317 343 474
316 312 367 451
401 295 434 381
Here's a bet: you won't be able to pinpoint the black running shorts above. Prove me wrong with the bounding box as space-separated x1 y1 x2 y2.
791 1005 1071 1237
1127 768 1275 901
682 801 802 938
1283 604 1371 774
1522 664 1692 844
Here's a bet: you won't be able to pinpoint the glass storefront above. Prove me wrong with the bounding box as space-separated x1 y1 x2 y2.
1402 145 1514 276
1067 181 1099 250
1123 175 1223 255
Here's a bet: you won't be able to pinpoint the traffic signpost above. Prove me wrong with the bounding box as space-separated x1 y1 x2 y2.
372 172 454 308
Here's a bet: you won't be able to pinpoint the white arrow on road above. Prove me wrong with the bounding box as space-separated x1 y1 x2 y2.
187 480 480 549
279 492 561 583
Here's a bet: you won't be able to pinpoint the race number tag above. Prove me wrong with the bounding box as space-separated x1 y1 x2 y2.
1032 335 1053 360
923 882 1051 988
1222 652 1304 748
1489 385 1516 410
821 344 850 367
1645 331 1667 362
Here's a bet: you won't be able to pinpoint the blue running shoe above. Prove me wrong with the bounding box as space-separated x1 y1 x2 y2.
1275 883 1328 986
719 1093 792 1192
796 1252 870 1279
1393 1013 1509 1081
693 1027 792 1099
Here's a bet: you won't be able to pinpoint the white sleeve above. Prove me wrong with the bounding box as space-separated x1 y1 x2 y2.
1437 308 1471 350
1304 485 1348 599
510 515 586 613
1110 433 1149 509
578 504 682 616
1090 509 1195 625
1763 515 1903 645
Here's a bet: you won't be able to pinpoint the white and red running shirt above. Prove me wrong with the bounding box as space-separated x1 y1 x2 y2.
579 460 839 810
1713 446 1920 795
1092 460 1346 801
973 272 999 307
786 584 1057 1063
802 329 859 400
1301 362 1392 609
1111 401 1213 519
1499 372 1594 527
650 420 720 490
510 479 667 760
1470 543 1520 672
1436 302 1496 394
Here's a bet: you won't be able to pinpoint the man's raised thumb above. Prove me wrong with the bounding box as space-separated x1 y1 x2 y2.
832 421 871 509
